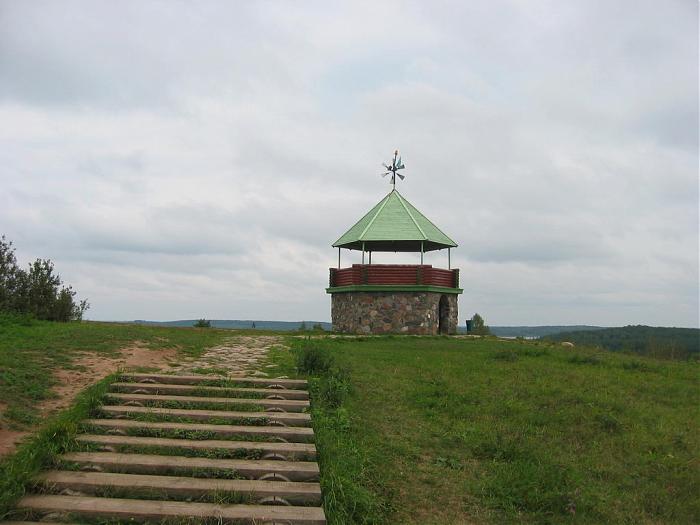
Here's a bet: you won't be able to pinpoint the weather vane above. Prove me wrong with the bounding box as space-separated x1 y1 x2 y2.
381 149 406 189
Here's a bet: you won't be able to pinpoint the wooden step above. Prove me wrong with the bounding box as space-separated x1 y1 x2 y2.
37 471 322 505
105 393 310 413
110 382 309 400
121 373 308 389
17 495 326 524
100 405 312 427
84 419 315 443
77 435 316 460
61 452 320 481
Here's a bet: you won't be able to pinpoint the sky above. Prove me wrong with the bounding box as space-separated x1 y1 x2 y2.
0 0 698 327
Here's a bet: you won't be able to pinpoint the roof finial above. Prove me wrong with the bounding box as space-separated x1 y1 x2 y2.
381 149 406 190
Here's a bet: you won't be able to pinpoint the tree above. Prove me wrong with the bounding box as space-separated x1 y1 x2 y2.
0 235 20 312
0 235 89 321
193 319 211 328
471 313 491 335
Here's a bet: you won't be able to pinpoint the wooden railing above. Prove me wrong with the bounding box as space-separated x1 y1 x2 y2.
329 264 459 288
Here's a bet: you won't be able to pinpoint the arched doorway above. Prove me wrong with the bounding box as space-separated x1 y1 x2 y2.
438 295 450 334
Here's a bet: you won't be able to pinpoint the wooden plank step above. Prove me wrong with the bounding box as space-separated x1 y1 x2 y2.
37 471 322 505
84 419 315 443
105 393 310 413
17 495 326 524
77 435 316 461
61 452 320 481
111 382 309 400
100 405 312 427
121 373 308 389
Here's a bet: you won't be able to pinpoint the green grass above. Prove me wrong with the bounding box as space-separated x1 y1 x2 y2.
0 319 231 427
74 440 266 460
0 374 115 519
104 398 265 412
56 460 248 480
79 423 274 442
275 336 699 524
100 411 270 426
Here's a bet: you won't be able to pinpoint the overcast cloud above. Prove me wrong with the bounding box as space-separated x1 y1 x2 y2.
1 0 697 326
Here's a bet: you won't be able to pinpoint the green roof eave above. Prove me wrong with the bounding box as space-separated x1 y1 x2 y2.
332 190 457 252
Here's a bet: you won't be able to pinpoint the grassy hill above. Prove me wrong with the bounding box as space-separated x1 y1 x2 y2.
1 321 697 523
545 325 700 360
274 336 699 524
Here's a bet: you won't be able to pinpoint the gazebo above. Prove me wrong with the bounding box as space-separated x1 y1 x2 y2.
326 185 462 334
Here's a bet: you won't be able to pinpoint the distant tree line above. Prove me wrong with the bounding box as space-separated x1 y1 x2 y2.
545 325 699 361
0 235 89 322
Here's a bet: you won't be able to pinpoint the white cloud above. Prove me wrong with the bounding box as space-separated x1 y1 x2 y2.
0 0 697 326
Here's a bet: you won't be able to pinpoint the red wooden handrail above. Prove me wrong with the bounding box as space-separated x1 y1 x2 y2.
329 264 458 288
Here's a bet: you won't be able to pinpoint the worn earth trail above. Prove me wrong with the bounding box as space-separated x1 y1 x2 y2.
170 335 288 376
4 334 326 525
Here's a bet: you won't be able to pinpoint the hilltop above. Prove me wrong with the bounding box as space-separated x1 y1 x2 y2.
131 319 609 338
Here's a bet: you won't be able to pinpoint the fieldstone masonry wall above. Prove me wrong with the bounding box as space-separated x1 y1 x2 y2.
331 291 458 335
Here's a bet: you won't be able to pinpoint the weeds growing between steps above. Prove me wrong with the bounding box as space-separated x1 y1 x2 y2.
0 374 116 519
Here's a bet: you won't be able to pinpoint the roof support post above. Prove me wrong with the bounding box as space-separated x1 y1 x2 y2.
338 247 341 269
362 242 365 265
369 251 372 265
448 248 451 270
420 241 424 265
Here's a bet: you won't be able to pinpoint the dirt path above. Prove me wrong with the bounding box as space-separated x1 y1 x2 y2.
168 335 287 376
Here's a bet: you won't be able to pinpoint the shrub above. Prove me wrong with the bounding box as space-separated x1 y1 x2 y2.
193 319 211 328
295 341 333 375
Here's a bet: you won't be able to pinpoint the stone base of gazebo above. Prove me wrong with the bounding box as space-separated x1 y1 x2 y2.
330 290 458 335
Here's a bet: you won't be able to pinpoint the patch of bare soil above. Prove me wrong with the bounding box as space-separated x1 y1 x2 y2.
40 342 178 416
0 429 29 457
0 342 177 459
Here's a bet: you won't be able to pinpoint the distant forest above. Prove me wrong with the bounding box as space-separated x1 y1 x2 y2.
486 325 606 338
545 325 699 360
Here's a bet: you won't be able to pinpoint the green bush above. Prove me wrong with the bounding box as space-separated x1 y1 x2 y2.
193 319 211 328
295 341 334 374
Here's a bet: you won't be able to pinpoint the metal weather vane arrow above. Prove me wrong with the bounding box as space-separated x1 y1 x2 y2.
381 149 406 190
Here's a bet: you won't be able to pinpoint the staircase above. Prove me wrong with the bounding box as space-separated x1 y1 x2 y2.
8 372 326 525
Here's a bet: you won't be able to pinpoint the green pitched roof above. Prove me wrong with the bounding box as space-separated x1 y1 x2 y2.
332 190 457 252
